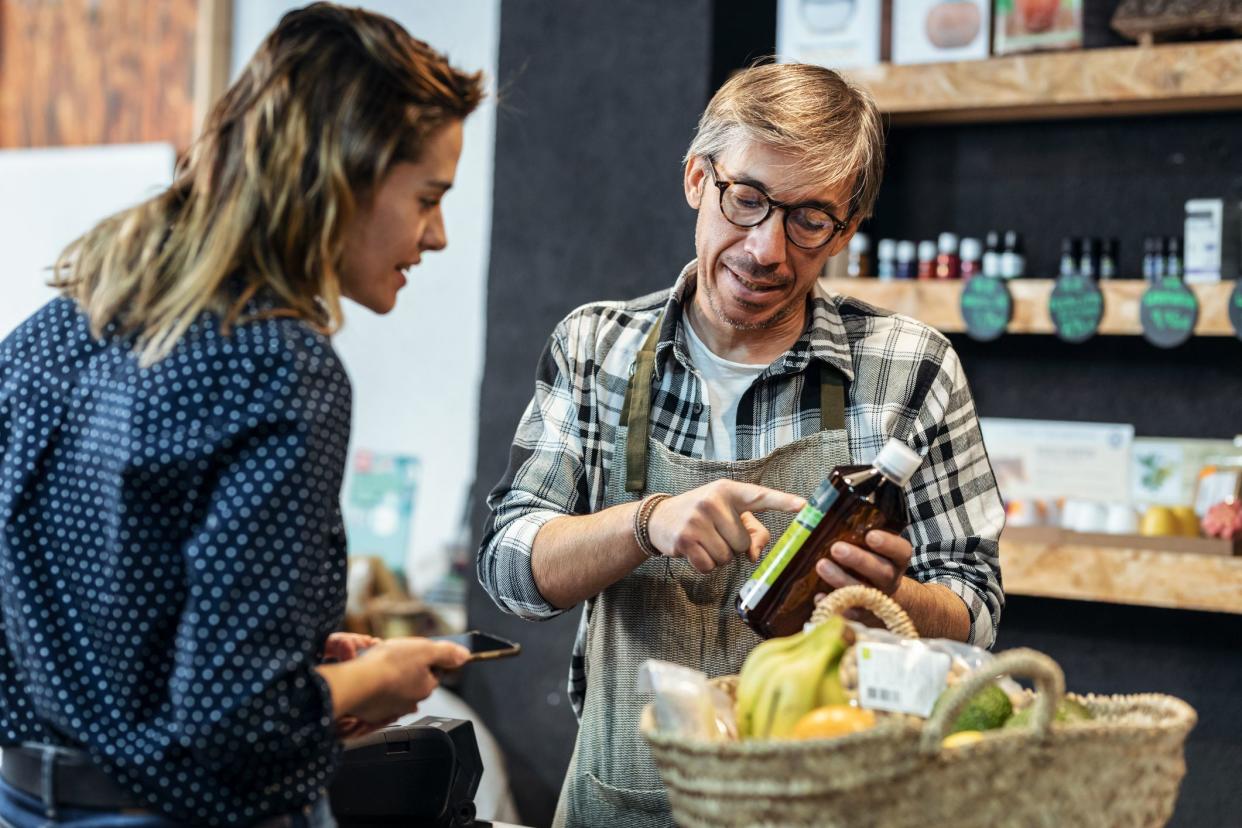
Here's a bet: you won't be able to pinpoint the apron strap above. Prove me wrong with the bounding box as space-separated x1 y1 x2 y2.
622 316 664 493
622 313 850 493
818 361 847 431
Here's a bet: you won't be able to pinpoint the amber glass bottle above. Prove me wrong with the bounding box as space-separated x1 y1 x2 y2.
737 439 922 639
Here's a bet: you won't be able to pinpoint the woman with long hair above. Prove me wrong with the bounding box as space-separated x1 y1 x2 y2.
0 4 483 824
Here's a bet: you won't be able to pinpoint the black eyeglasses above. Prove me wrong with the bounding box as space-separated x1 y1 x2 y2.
705 156 850 250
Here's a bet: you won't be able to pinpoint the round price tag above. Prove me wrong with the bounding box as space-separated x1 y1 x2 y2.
1140 278 1198 348
1049 275 1104 344
1230 280 1242 342
959 276 1012 341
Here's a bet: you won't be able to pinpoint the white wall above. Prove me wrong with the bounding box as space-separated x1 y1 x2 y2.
232 2 500 593
0 144 175 338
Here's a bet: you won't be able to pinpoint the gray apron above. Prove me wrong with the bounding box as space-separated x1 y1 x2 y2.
554 314 851 827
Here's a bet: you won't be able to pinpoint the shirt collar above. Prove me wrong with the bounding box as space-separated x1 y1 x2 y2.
654 260 855 383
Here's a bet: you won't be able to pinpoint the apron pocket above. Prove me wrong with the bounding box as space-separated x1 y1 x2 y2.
585 772 669 814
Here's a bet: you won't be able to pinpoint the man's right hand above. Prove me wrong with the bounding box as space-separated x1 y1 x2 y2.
646 480 805 573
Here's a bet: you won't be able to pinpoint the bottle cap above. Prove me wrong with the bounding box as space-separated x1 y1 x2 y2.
849 233 871 253
937 232 959 254
985 230 1001 250
874 439 922 486
877 238 897 259
917 240 937 261
896 240 916 262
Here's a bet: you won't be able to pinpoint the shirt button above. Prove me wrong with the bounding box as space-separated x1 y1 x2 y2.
693 402 704 415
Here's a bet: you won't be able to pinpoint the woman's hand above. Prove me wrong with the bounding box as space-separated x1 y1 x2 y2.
325 631 380 663
318 637 471 731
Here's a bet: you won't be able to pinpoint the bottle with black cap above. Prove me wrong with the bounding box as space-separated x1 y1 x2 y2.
1059 237 1079 279
1099 238 1119 279
1079 237 1098 280
1165 236 1183 280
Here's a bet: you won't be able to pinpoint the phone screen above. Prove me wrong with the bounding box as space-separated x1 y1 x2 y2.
434 630 521 661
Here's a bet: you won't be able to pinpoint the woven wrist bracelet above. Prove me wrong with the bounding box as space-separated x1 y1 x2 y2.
634 493 671 558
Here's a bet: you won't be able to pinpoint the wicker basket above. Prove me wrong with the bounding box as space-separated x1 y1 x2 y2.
641 587 1197 828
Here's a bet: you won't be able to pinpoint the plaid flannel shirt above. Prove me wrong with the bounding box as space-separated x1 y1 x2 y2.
478 261 1005 716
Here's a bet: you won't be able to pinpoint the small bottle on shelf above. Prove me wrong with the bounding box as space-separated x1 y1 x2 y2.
1165 236 1183 280
1059 237 1079 278
916 240 937 280
935 232 960 279
1000 231 1026 279
982 230 1002 278
848 232 872 278
1099 238 1119 279
895 240 917 280
1079 237 1098 280
959 237 982 280
876 238 897 281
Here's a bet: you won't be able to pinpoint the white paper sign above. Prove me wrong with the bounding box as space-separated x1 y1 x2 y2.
856 641 951 717
980 418 1134 504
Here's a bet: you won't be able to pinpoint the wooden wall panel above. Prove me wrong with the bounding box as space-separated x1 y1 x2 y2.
0 0 198 149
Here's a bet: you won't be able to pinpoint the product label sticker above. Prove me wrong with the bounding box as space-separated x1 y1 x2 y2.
856 641 952 717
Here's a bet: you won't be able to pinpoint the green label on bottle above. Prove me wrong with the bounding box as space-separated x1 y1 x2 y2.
738 500 828 610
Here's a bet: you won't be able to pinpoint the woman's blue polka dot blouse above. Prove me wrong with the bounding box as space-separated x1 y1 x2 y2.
0 296 351 824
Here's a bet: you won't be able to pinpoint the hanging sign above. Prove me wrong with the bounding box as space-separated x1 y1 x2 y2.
959 276 1012 341
1140 278 1198 348
1049 274 1104 343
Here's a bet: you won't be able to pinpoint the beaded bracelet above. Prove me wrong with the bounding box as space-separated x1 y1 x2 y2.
633 493 671 558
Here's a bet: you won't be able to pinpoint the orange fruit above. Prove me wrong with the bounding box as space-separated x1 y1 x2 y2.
789 705 876 740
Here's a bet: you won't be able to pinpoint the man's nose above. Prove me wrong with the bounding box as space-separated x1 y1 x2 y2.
743 211 787 268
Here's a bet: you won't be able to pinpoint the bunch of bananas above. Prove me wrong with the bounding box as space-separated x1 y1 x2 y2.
736 615 849 740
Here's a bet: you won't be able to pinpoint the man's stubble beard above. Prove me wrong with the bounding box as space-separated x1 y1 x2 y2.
700 270 802 332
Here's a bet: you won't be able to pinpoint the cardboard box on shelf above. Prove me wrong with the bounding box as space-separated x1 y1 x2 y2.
777 0 883 69
892 0 991 65
993 0 1083 55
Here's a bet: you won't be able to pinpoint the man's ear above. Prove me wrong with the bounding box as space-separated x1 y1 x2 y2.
684 157 706 210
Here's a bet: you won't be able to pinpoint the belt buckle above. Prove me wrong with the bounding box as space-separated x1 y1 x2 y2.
22 742 80 819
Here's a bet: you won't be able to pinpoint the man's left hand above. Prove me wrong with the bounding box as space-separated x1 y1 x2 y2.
814 529 911 596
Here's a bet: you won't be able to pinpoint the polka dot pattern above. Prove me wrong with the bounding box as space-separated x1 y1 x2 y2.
0 297 351 824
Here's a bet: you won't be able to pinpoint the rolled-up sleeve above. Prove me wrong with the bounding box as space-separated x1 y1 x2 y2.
478 328 591 620
904 346 1006 649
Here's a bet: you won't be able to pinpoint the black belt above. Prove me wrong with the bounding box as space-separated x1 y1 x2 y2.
0 743 142 812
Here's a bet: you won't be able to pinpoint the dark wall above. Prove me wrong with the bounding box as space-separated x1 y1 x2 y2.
464 3 711 825
467 3 1242 825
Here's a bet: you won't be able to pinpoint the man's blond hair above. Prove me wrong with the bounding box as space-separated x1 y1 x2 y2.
686 63 884 220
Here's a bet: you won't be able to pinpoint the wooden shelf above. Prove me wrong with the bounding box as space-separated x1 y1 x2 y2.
1001 527 1242 615
842 41 1242 124
820 278 1239 337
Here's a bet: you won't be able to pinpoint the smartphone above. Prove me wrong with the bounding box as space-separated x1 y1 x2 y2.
433 630 521 662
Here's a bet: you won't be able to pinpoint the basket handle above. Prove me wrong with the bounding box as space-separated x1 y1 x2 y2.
810 585 919 639
919 647 1065 756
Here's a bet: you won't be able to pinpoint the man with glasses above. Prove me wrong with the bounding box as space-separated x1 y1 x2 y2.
479 63 1004 827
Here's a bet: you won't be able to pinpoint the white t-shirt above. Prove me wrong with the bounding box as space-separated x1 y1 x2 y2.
683 318 769 462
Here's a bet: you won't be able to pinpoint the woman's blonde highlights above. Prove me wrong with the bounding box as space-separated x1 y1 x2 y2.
52 3 482 365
